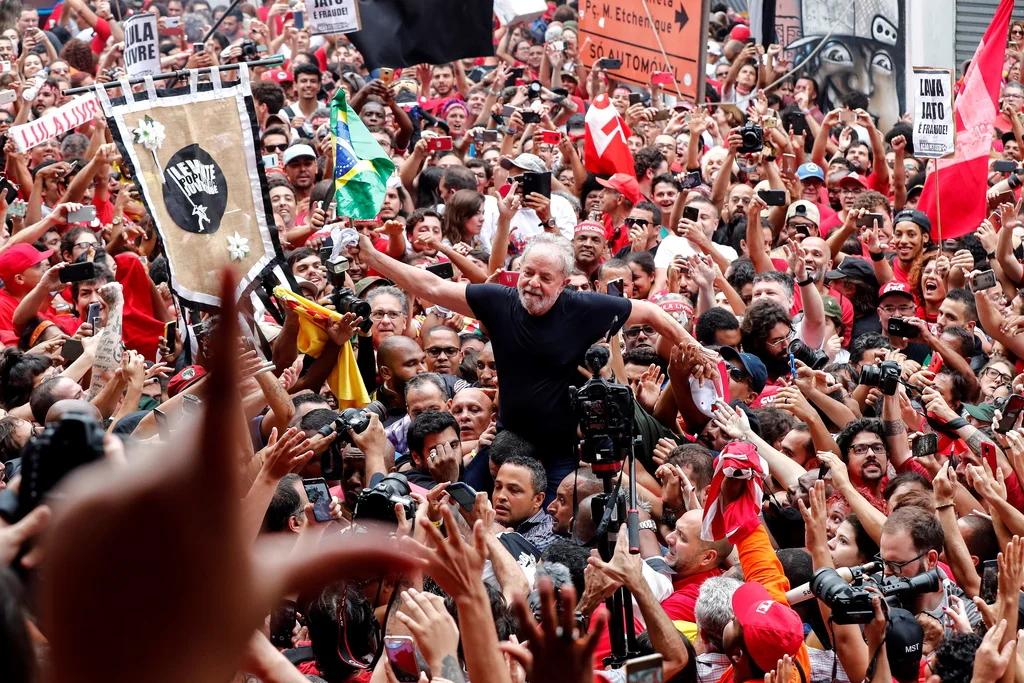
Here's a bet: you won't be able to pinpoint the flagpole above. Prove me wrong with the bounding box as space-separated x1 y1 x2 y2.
933 159 943 254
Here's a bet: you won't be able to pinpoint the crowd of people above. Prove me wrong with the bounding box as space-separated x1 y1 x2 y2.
6 1 1024 683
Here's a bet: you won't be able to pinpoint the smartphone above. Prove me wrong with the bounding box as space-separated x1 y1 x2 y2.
912 433 938 458
182 393 201 416
540 130 561 145
982 559 1000 604
499 271 520 287
683 205 700 223
596 58 622 70
59 261 96 284
163 15 181 27
624 653 663 683
519 110 541 124
679 172 702 191
971 269 998 292
302 477 333 522
521 171 551 198
384 636 420 683
61 338 84 364
887 318 920 338
757 189 787 206
782 153 797 175
193 42 205 53
628 93 642 106
426 136 453 151
425 262 454 279
607 277 624 298
994 160 1018 173
651 109 672 121
651 71 673 86
293 10 304 29
0 89 15 106
86 301 102 332
0 61 10 73
163 321 177 348
379 67 394 85
67 205 97 224
446 482 477 510
501 104 518 119
153 408 171 440
269 600 297 649
996 394 1024 433
857 212 885 229
981 440 998 472
262 153 279 169
839 108 856 124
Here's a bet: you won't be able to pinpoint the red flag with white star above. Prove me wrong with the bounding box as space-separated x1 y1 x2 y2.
584 94 636 178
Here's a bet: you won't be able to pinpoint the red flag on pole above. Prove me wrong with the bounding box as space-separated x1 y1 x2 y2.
584 94 636 177
918 0 1015 240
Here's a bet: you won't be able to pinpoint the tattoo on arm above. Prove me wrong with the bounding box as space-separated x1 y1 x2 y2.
965 429 986 456
882 419 906 437
440 654 467 683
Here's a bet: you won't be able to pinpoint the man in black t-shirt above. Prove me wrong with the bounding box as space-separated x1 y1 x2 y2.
357 232 714 497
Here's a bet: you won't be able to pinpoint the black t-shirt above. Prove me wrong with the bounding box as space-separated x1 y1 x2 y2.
465 284 633 452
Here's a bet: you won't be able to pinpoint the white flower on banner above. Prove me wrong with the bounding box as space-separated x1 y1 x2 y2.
226 231 250 261
132 115 166 152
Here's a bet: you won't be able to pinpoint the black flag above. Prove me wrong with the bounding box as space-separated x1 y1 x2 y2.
347 0 495 69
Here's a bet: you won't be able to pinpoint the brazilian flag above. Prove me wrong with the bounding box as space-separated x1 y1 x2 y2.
329 88 395 220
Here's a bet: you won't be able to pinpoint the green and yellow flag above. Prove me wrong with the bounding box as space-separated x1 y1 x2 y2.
329 88 395 220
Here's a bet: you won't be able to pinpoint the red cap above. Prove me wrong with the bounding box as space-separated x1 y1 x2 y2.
838 172 869 190
878 280 914 301
730 25 751 42
573 221 605 237
596 173 642 205
264 69 294 84
167 365 207 397
0 244 51 283
731 582 804 672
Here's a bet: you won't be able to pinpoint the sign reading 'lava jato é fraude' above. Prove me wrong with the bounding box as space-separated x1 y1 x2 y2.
306 0 361 36
912 66 955 159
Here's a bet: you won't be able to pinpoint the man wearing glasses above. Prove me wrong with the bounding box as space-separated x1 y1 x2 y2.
421 326 463 376
878 505 982 632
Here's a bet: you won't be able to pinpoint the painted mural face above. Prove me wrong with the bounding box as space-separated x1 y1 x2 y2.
778 0 904 131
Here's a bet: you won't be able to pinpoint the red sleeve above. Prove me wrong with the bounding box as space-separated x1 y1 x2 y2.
893 456 932 479
1003 470 1024 510
315 46 328 72
90 17 111 55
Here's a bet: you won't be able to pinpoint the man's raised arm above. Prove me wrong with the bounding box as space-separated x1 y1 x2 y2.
357 232 473 317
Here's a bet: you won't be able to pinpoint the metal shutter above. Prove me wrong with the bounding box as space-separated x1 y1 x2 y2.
956 0 1024 65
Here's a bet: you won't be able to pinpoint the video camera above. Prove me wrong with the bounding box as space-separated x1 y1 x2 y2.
353 472 417 525
811 566 941 624
0 413 106 523
569 346 635 467
860 360 902 396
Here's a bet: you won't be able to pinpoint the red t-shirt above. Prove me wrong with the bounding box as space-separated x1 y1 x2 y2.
660 567 725 622
0 287 79 345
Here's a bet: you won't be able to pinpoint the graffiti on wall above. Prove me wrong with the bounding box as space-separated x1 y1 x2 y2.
775 0 906 131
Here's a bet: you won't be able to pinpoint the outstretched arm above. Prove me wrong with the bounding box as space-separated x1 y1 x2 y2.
358 234 472 317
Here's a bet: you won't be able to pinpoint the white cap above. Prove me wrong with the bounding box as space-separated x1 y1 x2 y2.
283 144 316 165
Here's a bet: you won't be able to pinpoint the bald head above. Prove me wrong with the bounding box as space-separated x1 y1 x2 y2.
45 399 102 425
377 335 422 369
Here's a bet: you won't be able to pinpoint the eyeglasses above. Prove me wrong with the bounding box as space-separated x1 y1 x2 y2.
623 325 656 339
767 329 795 349
880 304 917 315
264 143 288 153
983 367 1014 383
850 443 887 456
369 310 405 321
877 551 927 576
72 241 97 251
839 187 864 195
425 345 459 358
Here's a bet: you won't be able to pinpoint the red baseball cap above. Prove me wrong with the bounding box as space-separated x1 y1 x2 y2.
596 173 642 205
264 69 294 84
730 25 751 42
837 172 869 190
878 280 914 302
167 365 207 397
731 582 804 672
0 244 52 283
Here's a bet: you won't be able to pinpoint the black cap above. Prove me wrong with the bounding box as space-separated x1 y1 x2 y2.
893 208 932 234
886 608 924 683
825 257 878 287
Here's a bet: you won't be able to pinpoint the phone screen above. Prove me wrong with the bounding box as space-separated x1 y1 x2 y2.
303 478 333 522
384 637 419 682
270 600 297 649
607 278 624 298
447 482 477 510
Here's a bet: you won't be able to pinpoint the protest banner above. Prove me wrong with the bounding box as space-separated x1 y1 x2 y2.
124 13 160 78
9 94 100 152
912 66 954 159
578 0 708 101
306 0 361 36
97 64 283 307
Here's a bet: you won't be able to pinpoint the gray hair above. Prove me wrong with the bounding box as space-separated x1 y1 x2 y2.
404 372 447 398
694 576 742 653
366 285 408 313
552 190 581 220
521 233 574 279
60 133 89 159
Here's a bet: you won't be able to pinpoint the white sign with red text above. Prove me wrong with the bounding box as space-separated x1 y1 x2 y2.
10 94 100 152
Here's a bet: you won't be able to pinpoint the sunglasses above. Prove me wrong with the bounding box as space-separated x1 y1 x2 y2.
264 143 288 153
625 217 650 228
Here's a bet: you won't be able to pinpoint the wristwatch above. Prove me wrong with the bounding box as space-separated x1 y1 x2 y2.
796 276 815 287
638 520 657 532
112 216 123 225
540 218 557 230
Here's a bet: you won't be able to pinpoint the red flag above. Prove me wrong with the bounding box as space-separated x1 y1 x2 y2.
584 94 636 177
919 0 1014 240
700 441 767 543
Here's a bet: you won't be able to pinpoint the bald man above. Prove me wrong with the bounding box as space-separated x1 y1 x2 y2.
801 236 854 346
449 387 494 452
546 468 604 537
374 335 427 426
45 398 102 425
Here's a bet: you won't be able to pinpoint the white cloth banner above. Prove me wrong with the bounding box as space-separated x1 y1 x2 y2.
306 0 361 36
10 94 99 151
124 13 160 78
912 66 955 159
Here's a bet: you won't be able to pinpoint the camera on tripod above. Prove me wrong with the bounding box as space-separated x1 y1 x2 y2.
0 413 106 523
859 360 902 396
569 346 635 466
353 472 417 525
810 566 940 624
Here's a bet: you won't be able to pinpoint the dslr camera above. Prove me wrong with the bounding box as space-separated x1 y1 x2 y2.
239 39 267 62
353 472 417 525
318 402 387 479
569 346 635 465
0 413 106 523
860 360 902 396
788 339 828 370
329 285 372 332
811 566 940 624
738 120 764 153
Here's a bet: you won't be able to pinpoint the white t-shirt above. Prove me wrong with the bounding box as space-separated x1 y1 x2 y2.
653 234 738 269
479 193 578 257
